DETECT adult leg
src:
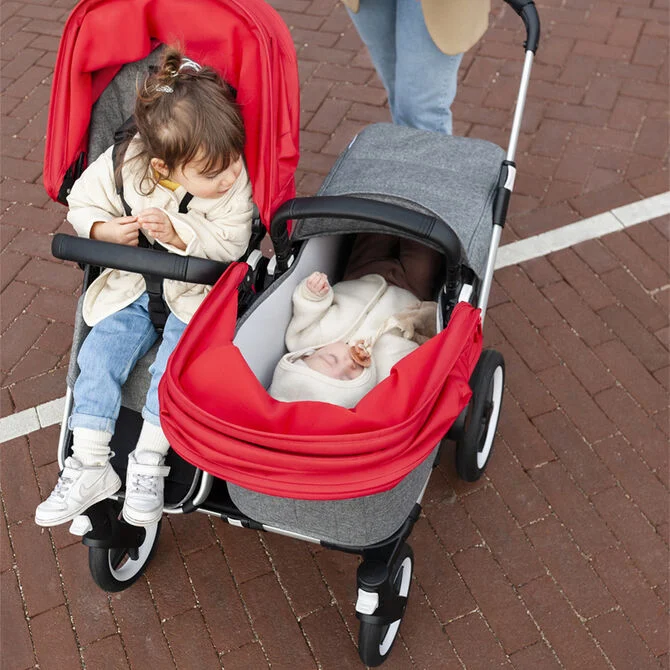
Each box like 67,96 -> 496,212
397,239 -> 444,301
123,312 -> 187,526
344,232 -> 440,297
345,0 -> 398,111
393,0 -> 463,134
36,295 -> 159,526
343,233 -> 398,280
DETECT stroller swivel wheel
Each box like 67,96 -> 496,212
88,503 -> 162,592
456,349 -> 505,482
358,544 -> 413,667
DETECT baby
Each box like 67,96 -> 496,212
269,270 -> 437,407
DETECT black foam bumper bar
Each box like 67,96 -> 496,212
270,195 -> 463,272
51,234 -> 229,285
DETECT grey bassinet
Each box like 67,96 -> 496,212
227,123 -> 504,546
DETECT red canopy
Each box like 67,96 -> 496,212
43,0 -> 300,227
159,263 -> 483,500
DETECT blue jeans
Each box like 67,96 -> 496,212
69,293 -> 188,433
347,0 -> 463,134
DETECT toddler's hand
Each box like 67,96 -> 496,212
90,216 -> 140,246
138,208 -> 183,247
306,271 -> 330,297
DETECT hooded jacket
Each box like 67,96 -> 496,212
286,274 -> 432,382
67,138 -> 254,326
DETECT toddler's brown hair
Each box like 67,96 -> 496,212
119,46 -> 245,193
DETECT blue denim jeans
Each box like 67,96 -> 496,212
347,0 -> 463,134
69,293 -> 188,433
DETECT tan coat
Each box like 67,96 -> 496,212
342,0 -> 491,55
67,139 -> 253,326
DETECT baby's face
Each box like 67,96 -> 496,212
302,342 -> 365,380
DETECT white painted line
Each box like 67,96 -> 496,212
36,396 -> 66,428
496,191 -> 670,270
611,191 -> 670,228
0,396 -> 65,444
0,407 -> 42,443
495,211 -> 622,269
1,191 -> 668,446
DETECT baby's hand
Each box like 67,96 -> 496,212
306,271 -> 330,297
137,208 -> 183,247
90,216 -> 140,246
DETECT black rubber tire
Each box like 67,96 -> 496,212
89,519 -> 161,593
358,544 -> 413,667
456,349 -> 505,482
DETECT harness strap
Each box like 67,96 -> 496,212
112,119 -> 193,332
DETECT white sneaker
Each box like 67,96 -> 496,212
35,457 -> 121,527
122,450 -> 170,526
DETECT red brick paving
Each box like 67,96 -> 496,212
1,0 -> 669,668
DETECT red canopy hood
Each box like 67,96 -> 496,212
159,264 -> 483,500
43,0 -> 300,227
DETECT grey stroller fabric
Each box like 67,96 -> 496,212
88,46 -> 166,163
295,123 -> 505,278
226,125 -> 507,546
228,448 -> 437,546
228,235 -> 441,546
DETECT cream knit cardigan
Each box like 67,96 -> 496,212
286,274 -> 422,381
67,138 -> 254,326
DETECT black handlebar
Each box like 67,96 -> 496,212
51,234 -> 230,285
504,0 -> 540,53
270,195 -> 463,272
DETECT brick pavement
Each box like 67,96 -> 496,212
1,0 -> 668,668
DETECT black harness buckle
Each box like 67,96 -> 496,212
112,118 -> 193,332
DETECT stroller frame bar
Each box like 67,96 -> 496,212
477,47 -> 537,322
479,0 -> 541,319
506,50 -> 535,165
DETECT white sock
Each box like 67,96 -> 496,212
134,421 -> 170,457
72,427 -> 112,466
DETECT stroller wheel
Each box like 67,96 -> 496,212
88,513 -> 162,593
358,544 -> 413,667
456,349 -> 505,482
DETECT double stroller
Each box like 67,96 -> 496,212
44,0 -> 540,665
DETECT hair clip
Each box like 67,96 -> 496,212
178,57 -> 202,73
155,84 -> 174,93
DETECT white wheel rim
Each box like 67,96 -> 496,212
477,366 -> 504,469
378,556 -> 412,656
108,522 -> 159,582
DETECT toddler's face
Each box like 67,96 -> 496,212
302,342 -> 365,380
169,154 -> 243,199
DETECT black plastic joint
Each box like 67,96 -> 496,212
57,152 -> 86,205
356,596 -> 408,626
81,500 -> 146,550
493,160 -> 516,228
357,561 -> 389,590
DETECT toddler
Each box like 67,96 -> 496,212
35,47 -> 253,528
